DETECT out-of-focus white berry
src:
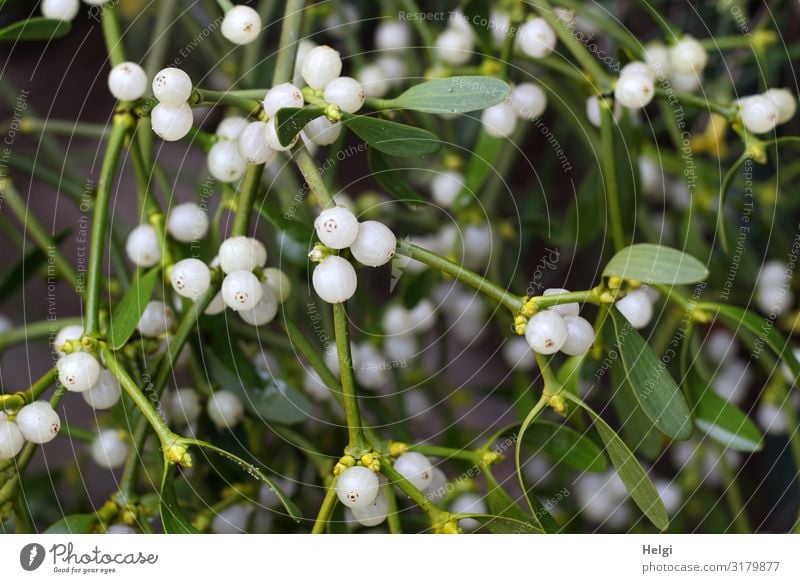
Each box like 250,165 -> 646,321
644,42 -> 671,80
739,95 -> 779,134
207,391 -> 245,428
451,493 -> 486,532
620,61 -> 656,82
543,288 -> 579,318
756,403 -> 788,435
376,56 -> 407,86
384,335 -> 417,361
705,329 -> 736,364
208,140 -> 247,183
375,20 -> 411,52
615,290 -> 653,329
0,419 -> 25,459
136,300 -> 174,337
431,170 -> 464,208
394,452 -> 434,490
357,64 -> 390,98
510,83 -> 547,120
42,0 -> 80,21
82,369 -> 122,410
711,359 -> 752,405
502,336 -> 537,371
167,202 -> 209,243
164,388 -> 202,426
517,18 -> 556,59
302,45 -> 342,90
435,28 -> 474,66
238,121 -> 277,165
615,73 -> 655,109
560,316 -> 594,356
91,429 -> 129,469
669,35 -> 708,75
481,102 -> 517,138
324,77 -> 365,114
764,88 -> 797,124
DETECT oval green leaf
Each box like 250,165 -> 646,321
686,367 -> 763,452
483,468 -> 542,534
383,76 -> 510,114
108,267 -> 160,350
160,466 -> 200,533
45,513 -> 97,534
275,106 -> 325,147
603,243 -> 708,284
367,148 -> 426,205
610,308 -> 693,440
0,18 -> 71,41
524,421 -> 607,472
342,115 -> 440,158
561,392 -> 669,531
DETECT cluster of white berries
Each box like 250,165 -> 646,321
311,206 -> 396,304
644,36 -> 709,92
125,202 -> 209,269
0,401 -> 61,460
755,259 -> 794,316
482,82 -> 548,139
524,288 -> 595,356
705,329 -> 752,405
381,300 -> 435,362
737,88 -> 797,134
151,67 -> 195,142
336,451 -> 435,528
357,21 -> 411,98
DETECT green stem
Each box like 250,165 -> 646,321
385,487 -> 402,533
272,0 -> 305,85
20,118 -> 109,139
0,318 -> 81,353
191,89 -> 261,116
715,445 -> 751,533
381,459 -> 448,525
634,0 -> 680,40
396,241 -> 523,312
394,0 -> 436,61
4,154 -> 88,204
311,480 -> 339,534
281,318 -> 345,407
655,88 -> 736,118
599,98 -> 624,251
0,367 -> 58,412
144,0 -> 178,79
295,147 -> 335,208
216,0 -> 234,11
333,303 -> 369,455
530,289 -> 601,309
101,6 -> 127,67
59,423 -> 96,443
408,445 -> 475,463
231,164 -> 264,236
84,113 -> 135,335
1,182 -> 80,289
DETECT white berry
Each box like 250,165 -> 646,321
560,316 -> 594,356
312,256 -> 357,304
383,305 -> 413,336
15,401 -> 60,444
375,20 -> 411,52
107,62 -> 147,101
208,140 -> 247,183
207,391 -> 245,428
211,503 -> 252,534
222,271 -> 263,311
263,83 -> 304,118
644,42 -> 671,80
384,335 -> 417,361
435,28 -> 474,66
151,103 -> 193,141
669,35 -> 708,74
615,290 -> 653,329
349,221 -> 396,267
756,403 -> 788,435
543,288 -> 579,318
377,55 -> 407,86
525,310 -> 568,354
238,121 -> 277,165
136,300 -> 174,337
238,286 -> 278,326
170,258 -> 211,300
336,466 -> 380,509
164,388 -> 202,426
167,202 -> 209,243
264,116 -> 296,151
91,429 -> 129,469
615,73 -> 655,109
58,351 -> 101,392
451,493 -> 487,532
204,291 -> 226,315
302,45 -> 343,90
620,61 -> 656,82
221,5 -> 262,45
517,18 -> 556,58
502,336 -> 536,371
219,236 -> 268,273
740,95 -> 779,134
352,487 -> 389,527
314,206 -> 359,249
152,67 -> 193,106
510,83 -> 547,120
431,171 -> 464,207
82,368 -> 122,410
125,224 -> 161,267
0,419 -> 24,460
53,324 -> 83,356
481,103 -> 517,138
324,77 -> 365,114
263,267 -> 291,303
394,452 -> 434,490
357,64 -> 390,98
42,0 -> 80,21
303,116 -> 341,146
764,88 -> 797,124
215,116 -> 248,141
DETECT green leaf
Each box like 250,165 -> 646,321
464,514 -> 544,534
343,115 -> 441,157
383,76 -> 510,114
0,18 -> 72,41
275,106 -> 325,147
0,230 -> 69,301
108,267 -> 160,350
160,466 -> 200,533
256,200 -> 314,243
610,308 -> 693,440
184,438 -> 302,521
456,131 -> 503,208
603,243 -> 708,284
686,366 -> 763,452
483,469 -> 540,533
462,0 -> 493,51
561,392 -> 669,531
367,148 -> 426,205
700,303 -> 800,380
45,513 -> 97,534
237,378 -> 312,425
524,421 -> 607,472
610,360 -> 664,459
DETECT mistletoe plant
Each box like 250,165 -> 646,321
1,0 -> 799,535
